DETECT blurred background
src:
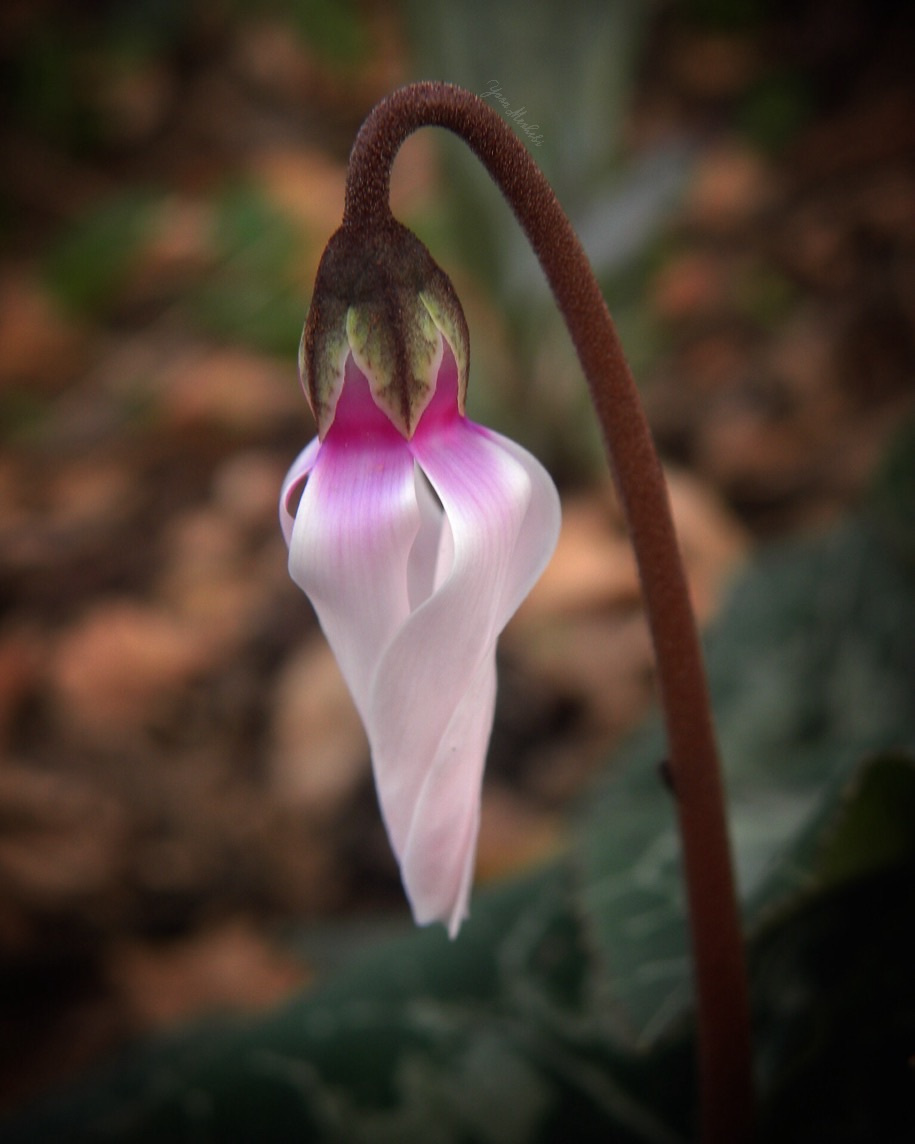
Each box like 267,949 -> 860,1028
0,0 -> 913,1116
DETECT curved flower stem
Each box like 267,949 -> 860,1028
343,83 -> 754,1143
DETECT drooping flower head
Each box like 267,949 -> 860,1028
280,217 -> 560,937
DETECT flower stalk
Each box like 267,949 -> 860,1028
341,83 -> 754,1143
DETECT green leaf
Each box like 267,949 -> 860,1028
576,516 -> 915,1043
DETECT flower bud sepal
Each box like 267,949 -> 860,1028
300,216 -> 470,440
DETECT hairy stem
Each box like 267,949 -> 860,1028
344,82 -> 754,1143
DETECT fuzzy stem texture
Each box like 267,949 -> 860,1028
343,82 -> 754,1144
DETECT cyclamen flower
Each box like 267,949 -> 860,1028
279,219 -> 560,937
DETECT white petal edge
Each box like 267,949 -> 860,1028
470,425 -> 562,622
406,470 -> 447,612
279,436 -> 321,547
400,653 -> 496,938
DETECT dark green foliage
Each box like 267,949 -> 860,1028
739,72 -> 813,153
42,192 -> 159,317
753,759 -> 915,1144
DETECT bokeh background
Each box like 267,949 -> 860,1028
1,0 -> 913,1118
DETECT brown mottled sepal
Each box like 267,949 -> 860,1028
300,216 -> 469,438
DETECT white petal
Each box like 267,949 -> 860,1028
368,417 -> 560,932
279,437 -> 321,547
287,431 -> 418,725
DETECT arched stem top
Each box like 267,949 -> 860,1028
345,84 -> 528,227
341,82 -> 754,1144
